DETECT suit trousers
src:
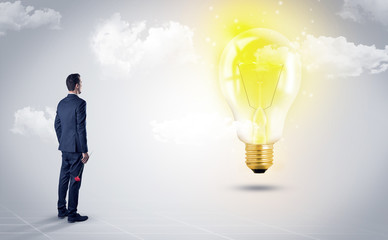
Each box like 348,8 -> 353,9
57,151 -> 84,216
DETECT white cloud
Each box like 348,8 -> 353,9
338,0 -> 388,25
150,113 -> 235,145
91,13 -> 197,78
0,1 -> 61,36
11,106 -> 56,141
300,35 -> 388,77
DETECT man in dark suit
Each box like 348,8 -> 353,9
54,73 -> 89,223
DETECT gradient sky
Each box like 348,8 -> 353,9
1,0 -> 388,230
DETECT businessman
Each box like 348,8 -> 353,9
54,73 -> 89,223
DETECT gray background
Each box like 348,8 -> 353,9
1,0 -> 388,239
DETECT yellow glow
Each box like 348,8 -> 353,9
202,1 -> 319,56
219,28 -> 301,144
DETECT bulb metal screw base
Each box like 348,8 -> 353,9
245,144 -> 274,174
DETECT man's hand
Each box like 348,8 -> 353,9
81,152 -> 89,164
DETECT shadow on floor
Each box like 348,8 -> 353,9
232,184 -> 284,191
7,216 -> 73,240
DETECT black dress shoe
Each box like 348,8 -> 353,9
68,213 -> 88,223
58,211 -> 68,219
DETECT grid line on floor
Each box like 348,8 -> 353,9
210,212 -> 320,240
159,213 -> 237,240
1,203 -> 387,240
96,217 -> 145,240
0,204 -> 52,239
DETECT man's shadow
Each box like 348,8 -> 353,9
7,216 -> 73,240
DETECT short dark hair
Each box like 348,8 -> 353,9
66,73 -> 81,91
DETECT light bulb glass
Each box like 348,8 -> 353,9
219,28 -> 301,173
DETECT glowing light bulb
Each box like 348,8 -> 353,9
219,28 -> 301,173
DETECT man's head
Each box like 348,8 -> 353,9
66,73 -> 82,94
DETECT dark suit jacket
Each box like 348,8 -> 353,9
54,94 -> 88,153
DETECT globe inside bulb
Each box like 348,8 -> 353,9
219,28 -> 301,145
